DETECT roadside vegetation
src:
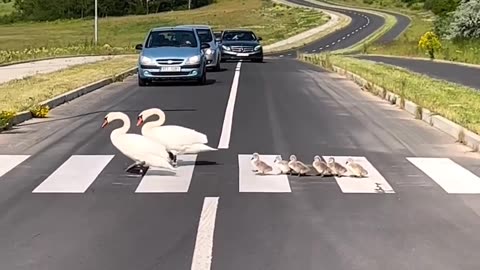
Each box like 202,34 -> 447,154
0,55 -> 137,129
300,53 -> 480,135
322,0 -> 480,65
0,0 -> 328,65
0,1 -> 14,16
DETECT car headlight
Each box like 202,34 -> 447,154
140,56 -> 155,65
254,45 -> 262,51
222,45 -> 231,51
205,48 -> 214,55
186,55 -> 200,64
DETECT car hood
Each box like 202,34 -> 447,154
141,47 -> 200,59
220,41 -> 260,47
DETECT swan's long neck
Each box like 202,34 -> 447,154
142,109 -> 166,134
111,113 -> 130,138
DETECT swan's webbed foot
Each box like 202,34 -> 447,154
125,161 -> 146,174
168,152 -> 178,168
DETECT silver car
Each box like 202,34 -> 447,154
177,25 -> 221,71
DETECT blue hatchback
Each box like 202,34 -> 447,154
135,26 -> 211,86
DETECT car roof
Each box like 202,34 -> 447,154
150,26 -> 196,32
222,29 -> 254,32
176,24 -> 211,30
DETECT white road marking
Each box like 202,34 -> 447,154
287,53 -> 292,56
279,55 -> 284,57
407,158 -> 480,194
332,42 -> 336,45
322,156 -> 395,193
351,31 -> 355,34
342,37 -> 346,39
319,47 -> 323,50
32,155 -> 114,193
337,39 -> 341,42
238,154 -> 291,193
136,154 -> 197,193
217,61 -> 242,149
326,44 -> 330,47
356,29 -> 359,32
191,197 -> 219,270
347,34 -> 350,37
0,155 -> 30,178
312,49 -> 316,52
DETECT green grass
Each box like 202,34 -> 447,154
320,0 -> 480,65
0,1 -> 14,16
299,53 -> 480,135
0,55 -> 137,115
0,0 -> 328,64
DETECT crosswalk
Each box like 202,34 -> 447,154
0,154 -> 479,195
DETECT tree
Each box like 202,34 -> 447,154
446,0 -> 480,40
418,31 -> 442,59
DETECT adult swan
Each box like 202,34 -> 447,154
102,112 -> 175,173
136,108 -> 217,166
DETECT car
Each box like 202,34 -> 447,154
218,29 -> 263,62
135,26 -> 210,86
176,25 -> 222,71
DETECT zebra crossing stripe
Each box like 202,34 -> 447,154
407,157 -> 480,194
135,154 -> 197,193
0,155 -> 30,178
322,156 -> 395,193
238,154 -> 291,193
32,155 -> 114,193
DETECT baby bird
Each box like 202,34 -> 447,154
345,158 -> 368,178
251,153 -> 273,175
288,155 -> 310,176
312,155 -> 332,177
327,157 -> 347,177
273,155 -> 291,174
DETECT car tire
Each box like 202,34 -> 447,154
197,69 -> 207,85
138,76 -> 149,86
253,57 -> 263,63
214,58 -> 221,71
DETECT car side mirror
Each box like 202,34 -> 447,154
135,44 -> 143,50
258,37 -> 262,41
201,43 -> 210,49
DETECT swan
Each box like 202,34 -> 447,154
136,108 -> 217,167
101,112 -> 175,173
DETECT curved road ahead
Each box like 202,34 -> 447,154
1,2 -> 480,270
279,0 -> 480,89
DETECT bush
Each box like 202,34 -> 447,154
418,31 -> 442,59
446,0 -> 480,40
0,110 -> 16,130
29,104 -> 49,118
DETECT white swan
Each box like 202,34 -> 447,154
136,108 -> 217,167
101,111 -> 175,173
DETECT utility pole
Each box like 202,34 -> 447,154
188,0 -> 191,10
146,0 -> 149,14
94,0 -> 98,45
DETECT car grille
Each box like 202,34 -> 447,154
150,71 -> 191,76
231,46 -> 254,53
156,59 -> 184,65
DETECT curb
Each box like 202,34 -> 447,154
9,67 -> 138,127
328,64 -> 480,152
355,54 -> 480,70
263,0 -> 351,54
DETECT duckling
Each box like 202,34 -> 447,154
312,155 -> 332,177
250,153 -> 273,175
345,158 -> 368,178
327,157 -> 347,177
288,155 -> 311,176
273,155 -> 291,174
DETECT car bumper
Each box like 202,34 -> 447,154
138,64 -> 204,80
221,50 -> 263,60
204,52 -> 218,67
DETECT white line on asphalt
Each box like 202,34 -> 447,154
32,155 -> 114,193
0,155 -> 30,178
217,61 -> 242,149
135,154 -> 197,193
279,55 -> 284,57
351,31 -> 355,34
347,34 -> 350,37
287,53 -> 292,56
319,47 -> 323,50
356,29 -> 359,32
238,154 -> 291,193
322,156 -> 395,193
312,49 -> 316,52
407,158 -> 480,194
337,39 -> 341,42
326,44 -> 330,47
342,37 -> 346,39
191,197 -> 219,270
332,42 -> 336,45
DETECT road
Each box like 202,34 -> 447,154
2,58 -> 480,269
280,0 -> 480,89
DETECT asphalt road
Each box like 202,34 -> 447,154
2,58 -> 480,269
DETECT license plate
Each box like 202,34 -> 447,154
160,66 -> 181,72
237,53 -> 249,56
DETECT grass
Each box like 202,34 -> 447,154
299,53 -> 480,134
0,1 -> 14,16
0,55 -> 137,114
319,0 -> 480,65
0,0 -> 328,64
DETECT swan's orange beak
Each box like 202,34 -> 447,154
136,115 -> 144,127
101,118 -> 109,128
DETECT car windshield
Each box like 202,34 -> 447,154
196,29 -> 213,43
145,30 -> 198,48
222,31 -> 257,41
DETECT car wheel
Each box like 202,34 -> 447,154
214,58 -> 221,71
138,76 -> 149,86
197,69 -> 207,85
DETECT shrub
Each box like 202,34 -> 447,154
418,31 -> 442,59
0,110 -> 16,130
29,104 -> 50,118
